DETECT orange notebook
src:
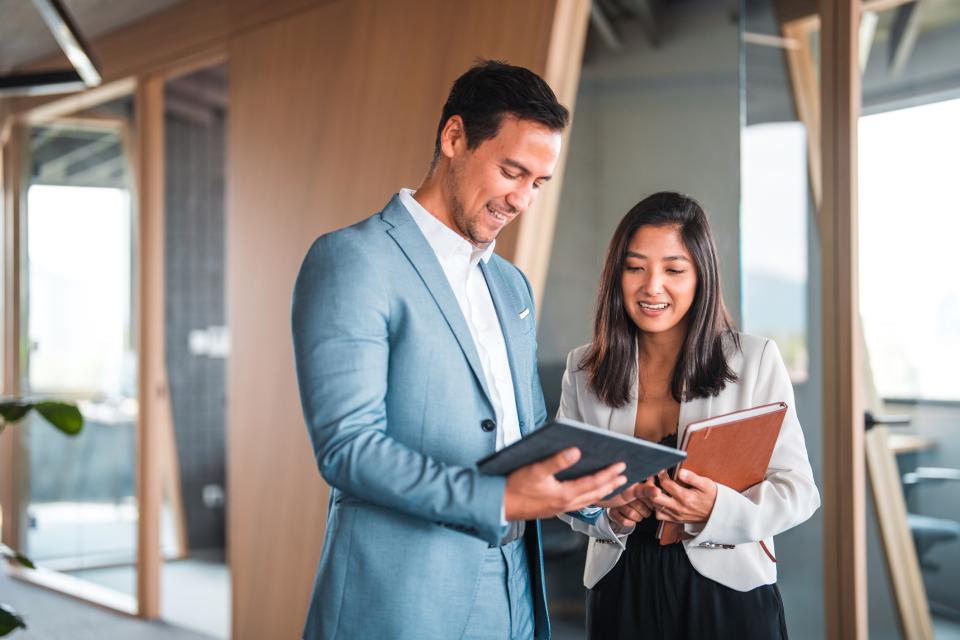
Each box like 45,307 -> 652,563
657,402 -> 787,546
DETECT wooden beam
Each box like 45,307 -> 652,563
134,76 -> 165,620
775,0 -> 819,24
508,0 -> 591,311
862,0 -> 916,13
0,123 -> 25,550
820,0 -> 867,638
776,0 -> 915,23
859,10 -> 880,71
888,1 -> 924,77
780,17 -> 823,209
17,78 -> 136,126
865,426 -> 934,640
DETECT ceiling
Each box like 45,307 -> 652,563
0,0 -> 184,74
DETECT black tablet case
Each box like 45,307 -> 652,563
477,418 -> 686,490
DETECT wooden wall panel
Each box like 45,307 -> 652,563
820,0 -> 867,638
226,1 -> 579,637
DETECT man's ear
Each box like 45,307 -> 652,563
439,115 -> 466,160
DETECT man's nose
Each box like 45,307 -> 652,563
505,183 -> 534,213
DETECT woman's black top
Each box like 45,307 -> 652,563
585,433 -> 789,639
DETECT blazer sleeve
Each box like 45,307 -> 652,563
292,234 -> 507,546
554,347 -> 633,547
687,339 -> 821,546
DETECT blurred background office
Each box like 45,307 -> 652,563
0,0 -> 958,638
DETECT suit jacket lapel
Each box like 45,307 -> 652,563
607,349 -> 639,436
607,342 -> 715,443
381,196 -> 493,408
480,259 -> 531,435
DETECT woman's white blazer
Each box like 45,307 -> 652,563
556,333 -> 820,592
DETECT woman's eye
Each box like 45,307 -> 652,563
501,169 -> 518,180
625,266 -> 643,273
667,269 -> 686,275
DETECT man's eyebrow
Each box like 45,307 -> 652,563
625,251 -> 690,262
502,158 -> 552,182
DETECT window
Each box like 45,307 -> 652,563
859,97 -> 960,401
741,122 -> 810,382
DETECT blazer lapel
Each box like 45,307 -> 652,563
480,259 -> 531,435
606,346 -> 639,436
381,196 -> 493,409
678,393 -> 713,445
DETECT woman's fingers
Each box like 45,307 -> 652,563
609,508 -> 637,528
655,507 -> 683,522
678,468 -> 712,491
595,482 -> 641,508
619,503 -> 647,521
659,473 -> 693,504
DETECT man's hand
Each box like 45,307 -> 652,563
644,469 -> 717,524
503,448 -> 627,521
607,476 -> 657,527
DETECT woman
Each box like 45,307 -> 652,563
557,192 -> 820,639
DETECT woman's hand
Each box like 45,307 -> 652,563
607,477 -> 657,528
644,469 -> 718,524
594,482 -> 642,509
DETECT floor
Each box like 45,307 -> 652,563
5,550 -> 960,639
71,554 -> 230,639
0,566 -> 213,640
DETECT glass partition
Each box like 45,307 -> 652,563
741,1 -> 824,636
856,2 -> 960,634
18,96 -> 140,600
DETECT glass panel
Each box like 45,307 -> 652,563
859,99 -> 960,402
19,96 -> 139,598
857,2 -> 960,634
741,122 -> 809,382
161,63 -> 231,639
741,1 -> 824,637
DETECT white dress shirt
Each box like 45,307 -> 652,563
399,188 -> 522,453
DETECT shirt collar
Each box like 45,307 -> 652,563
398,188 -> 496,266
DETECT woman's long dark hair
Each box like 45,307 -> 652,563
580,192 -> 739,407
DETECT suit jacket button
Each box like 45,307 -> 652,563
481,419 -> 496,432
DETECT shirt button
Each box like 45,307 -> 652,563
481,419 -> 496,432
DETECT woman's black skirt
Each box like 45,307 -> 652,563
586,520 -> 788,640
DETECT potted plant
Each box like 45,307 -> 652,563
0,399 -> 83,636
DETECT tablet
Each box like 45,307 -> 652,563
476,418 -> 686,491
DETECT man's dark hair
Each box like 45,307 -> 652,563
580,192 -> 740,407
432,59 -> 569,163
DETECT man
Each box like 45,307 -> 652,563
292,60 -> 627,640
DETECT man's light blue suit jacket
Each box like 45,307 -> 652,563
292,195 -> 551,639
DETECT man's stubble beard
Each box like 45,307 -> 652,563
447,163 -> 495,246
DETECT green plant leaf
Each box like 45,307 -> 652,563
33,401 -> 83,436
0,401 -> 31,424
0,603 -> 26,636
0,544 -> 34,570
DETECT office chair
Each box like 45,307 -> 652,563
901,466 -> 960,622
867,411 -> 960,622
